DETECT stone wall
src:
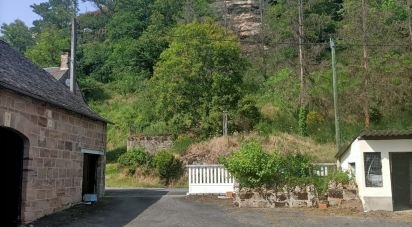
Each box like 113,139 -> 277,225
127,135 -> 173,154
327,180 -> 360,209
0,89 -> 106,224
233,180 -> 362,209
234,184 -> 317,208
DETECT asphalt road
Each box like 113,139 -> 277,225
31,188 -> 412,227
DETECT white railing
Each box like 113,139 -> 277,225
313,163 -> 336,177
187,164 -> 235,195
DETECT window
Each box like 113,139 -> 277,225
349,162 -> 356,176
364,152 -> 383,187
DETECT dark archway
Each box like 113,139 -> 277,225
0,127 -> 26,226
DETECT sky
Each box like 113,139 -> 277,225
0,0 -> 97,27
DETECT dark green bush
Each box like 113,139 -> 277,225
118,148 -> 153,169
153,151 -> 184,185
106,146 -> 126,163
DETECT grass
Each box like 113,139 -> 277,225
182,132 -> 336,164
105,163 -> 188,188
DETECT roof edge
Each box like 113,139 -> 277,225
0,83 -> 110,124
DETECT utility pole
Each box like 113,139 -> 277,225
298,0 -> 305,107
330,37 -> 340,154
407,0 -> 412,44
223,111 -> 228,137
69,0 -> 78,93
361,0 -> 370,129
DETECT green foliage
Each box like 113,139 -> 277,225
221,142 -> 276,187
152,21 -> 246,136
106,146 -> 126,163
153,151 -> 184,184
25,27 -> 69,67
1,20 -> 34,53
298,107 -> 308,136
222,142 -> 313,188
107,0 -> 153,40
78,77 -> 108,102
30,0 -> 74,31
312,170 -> 352,197
118,148 -> 153,174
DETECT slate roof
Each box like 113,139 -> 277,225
335,129 -> 412,158
0,40 -> 108,123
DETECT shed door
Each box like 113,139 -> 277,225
410,160 -> 412,205
391,153 -> 412,211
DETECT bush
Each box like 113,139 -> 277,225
106,146 -> 127,163
221,142 -> 278,187
118,148 -> 153,173
222,142 -> 313,188
153,151 -> 184,185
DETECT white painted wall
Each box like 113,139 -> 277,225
340,139 -> 412,211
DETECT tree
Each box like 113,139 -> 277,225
151,21 -> 246,136
107,0 -> 153,40
31,0 -> 75,32
25,27 -> 70,67
0,20 -> 34,53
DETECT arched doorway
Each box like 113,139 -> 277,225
0,127 -> 26,226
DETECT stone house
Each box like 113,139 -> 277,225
337,130 -> 412,211
0,40 -> 108,225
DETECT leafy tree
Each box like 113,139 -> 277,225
151,21 -> 246,136
31,0 -> 75,32
25,27 -> 69,67
0,20 -> 34,53
107,0 -> 153,40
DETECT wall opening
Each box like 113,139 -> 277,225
0,127 -> 26,226
82,154 -> 99,196
390,152 -> 412,211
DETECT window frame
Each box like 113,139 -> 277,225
363,152 -> 383,188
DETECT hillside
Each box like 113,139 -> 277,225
182,133 -> 336,164
2,0 -> 411,152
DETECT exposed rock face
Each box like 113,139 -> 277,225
214,0 -> 261,40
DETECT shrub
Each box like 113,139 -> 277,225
153,151 -> 184,185
222,142 -> 314,188
221,142 -> 278,187
118,148 -> 153,171
106,146 -> 126,163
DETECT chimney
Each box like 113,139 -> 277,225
60,51 -> 70,70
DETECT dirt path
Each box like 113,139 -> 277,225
31,189 -> 412,227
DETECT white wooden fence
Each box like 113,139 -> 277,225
313,163 -> 336,177
187,164 -> 235,195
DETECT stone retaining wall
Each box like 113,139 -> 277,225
233,180 -> 362,209
127,135 -> 173,153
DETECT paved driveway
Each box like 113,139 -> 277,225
32,188 -> 412,227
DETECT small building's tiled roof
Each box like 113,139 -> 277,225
335,129 -> 412,159
358,130 -> 412,138
0,40 -> 108,123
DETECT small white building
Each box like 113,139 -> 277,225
337,130 -> 412,211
